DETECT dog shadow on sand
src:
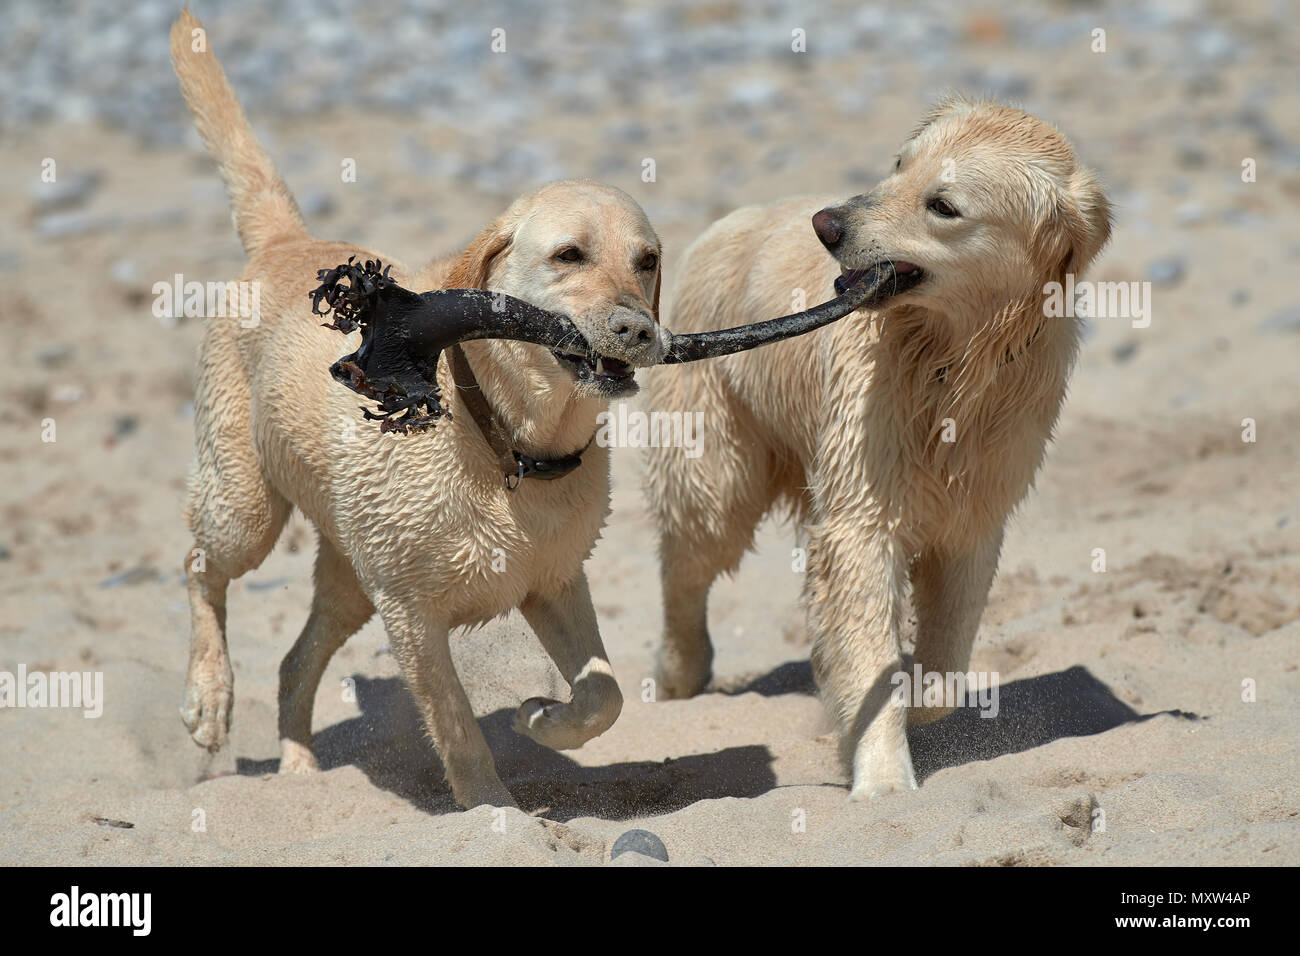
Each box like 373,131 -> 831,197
235,675 -> 778,821
731,661 -> 1202,781
236,665 -> 1200,821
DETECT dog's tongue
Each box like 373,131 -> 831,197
834,261 -> 920,295
834,268 -> 871,295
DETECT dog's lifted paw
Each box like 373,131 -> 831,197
179,673 -> 233,753
512,666 -> 623,752
512,696 -> 597,751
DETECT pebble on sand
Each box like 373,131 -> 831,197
1145,256 -> 1186,287
611,828 -> 669,863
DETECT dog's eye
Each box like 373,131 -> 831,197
554,247 -> 584,263
639,252 -> 659,272
894,157 -> 902,172
927,197 -> 960,218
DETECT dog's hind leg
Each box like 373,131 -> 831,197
181,553 -> 235,753
515,572 -> 622,750
181,495 -> 288,753
379,598 -> 515,809
646,393 -> 777,699
181,326 -> 290,753
278,535 -> 375,773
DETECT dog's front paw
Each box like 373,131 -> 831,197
847,730 -> 918,801
653,648 -> 711,700
512,668 -> 622,751
847,775 -> 918,801
445,764 -> 517,810
279,739 -> 320,774
513,697 -> 598,751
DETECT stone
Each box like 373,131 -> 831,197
611,828 -> 669,862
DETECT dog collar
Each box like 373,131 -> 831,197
447,344 -> 595,491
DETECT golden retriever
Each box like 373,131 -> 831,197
171,10 -> 668,808
644,98 -> 1112,799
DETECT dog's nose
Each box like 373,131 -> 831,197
608,309 -> 656,350
812,208 -> 844,250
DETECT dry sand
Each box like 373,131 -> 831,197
0,0 -> 1297,865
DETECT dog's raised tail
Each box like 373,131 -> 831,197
169,8 -> 306,255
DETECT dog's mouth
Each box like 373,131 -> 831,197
835,260 -> 926,300
552,350 -> 637,394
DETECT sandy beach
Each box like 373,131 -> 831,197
0,0 -> 1297,865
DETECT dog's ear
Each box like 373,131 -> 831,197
652,236 -> 663,325
445,218 -> 513,290
1062,166 -> 1112,276
1037,165 -> 1112,285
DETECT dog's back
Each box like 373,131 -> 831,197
645,195 -> 858,533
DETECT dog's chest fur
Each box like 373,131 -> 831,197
342,442 -> 609,626
835,313 -> 1077,555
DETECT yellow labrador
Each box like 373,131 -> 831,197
171,11 -> 667,808
644,98 -> 1111,799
